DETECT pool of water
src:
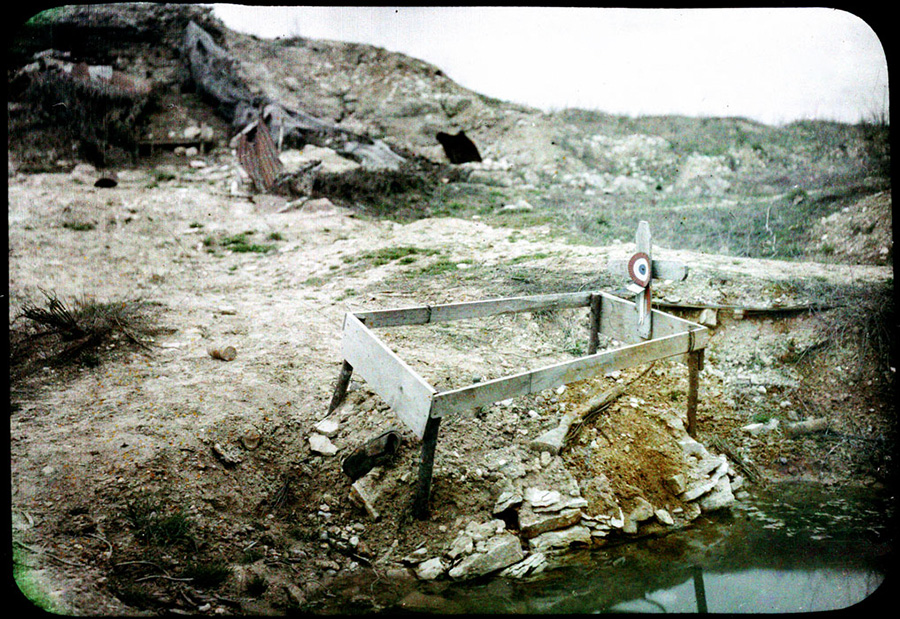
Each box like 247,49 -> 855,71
388,481 -> 893,614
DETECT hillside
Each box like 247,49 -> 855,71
8,4 -> 894,615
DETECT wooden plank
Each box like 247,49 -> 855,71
429,330 -> 703,418
607,259 -> 689,282
430,292 -> 593,323
351,306 -> 431,328
341,313 -> 435,439
353,292 -> 593,329
599,291 -> 707,346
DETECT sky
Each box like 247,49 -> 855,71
211,5 -> 889,126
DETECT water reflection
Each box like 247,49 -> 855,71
425,482 -> 892,614
609,566 -> 883,613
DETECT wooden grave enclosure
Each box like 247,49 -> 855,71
328,222 -> 708,519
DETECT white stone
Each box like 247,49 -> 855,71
415,557 -> 446,580
314,418 -> 339,437
529,525 -> 592,552
699,476 -> 735,512
447,532 -> 474,559
492,490 -> 523,514
309,433 -> 338,456
500,552 -> 548,578
628,497 -> 654,522
655,509 -> 675,526
698,308 -> 718,328
524,488 -> 561,508
741,418 -> 779,436
448,533 -> 524,580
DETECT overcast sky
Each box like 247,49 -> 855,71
211,5 -> 889,126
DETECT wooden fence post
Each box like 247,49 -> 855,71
686,349 -> 704,437
588,293 -> 602,355
412,416 -> 442,520
327,360 -> 354,414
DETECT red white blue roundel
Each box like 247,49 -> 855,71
628,252 -> 651,287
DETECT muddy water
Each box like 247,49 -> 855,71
383,482 -> 893,614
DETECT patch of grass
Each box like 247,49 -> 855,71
182,560 -> 230,589
125,499 -> 194,547
62,221 -> 96,231
266,231 -> 285,241
750,411 -> 774,424
352,246 -> 441,267
240,547 -> 265,565
507,252 -> 552,265
189,221 -> 204,229
413,258 -> 459,277
204,231 -> 278,254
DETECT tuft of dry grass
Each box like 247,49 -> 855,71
800,279 -> 894,377
9,290 -> 164,393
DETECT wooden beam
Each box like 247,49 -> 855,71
607,259 -> 689,282
353,292 -> 594,329
341,313 -> 435,439
599,291 -> 707,346
429,329 -> 705,419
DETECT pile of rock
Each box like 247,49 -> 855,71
306,408 -> 739,584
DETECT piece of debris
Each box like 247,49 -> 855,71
349,476 -> 382,521
436,130 -> 482,164
341,430 -> 402,481
208,345 -> 237,361
783,417 -> 829,437
184,21 -> 405,172
741,418 -> 779,436
240,428 -> 261,451
212,442 -> 242,467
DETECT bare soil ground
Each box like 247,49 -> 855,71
8,151 -> 894,614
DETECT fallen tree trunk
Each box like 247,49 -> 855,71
183,21 -> 404,171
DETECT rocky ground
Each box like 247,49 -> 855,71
8,4 -> 894,615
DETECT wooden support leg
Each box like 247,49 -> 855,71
327,360 -> 354,414
588,293 -> 602,355
686,349 -> 704,438
412,416 -> 442,520
692,566 -> 708,614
